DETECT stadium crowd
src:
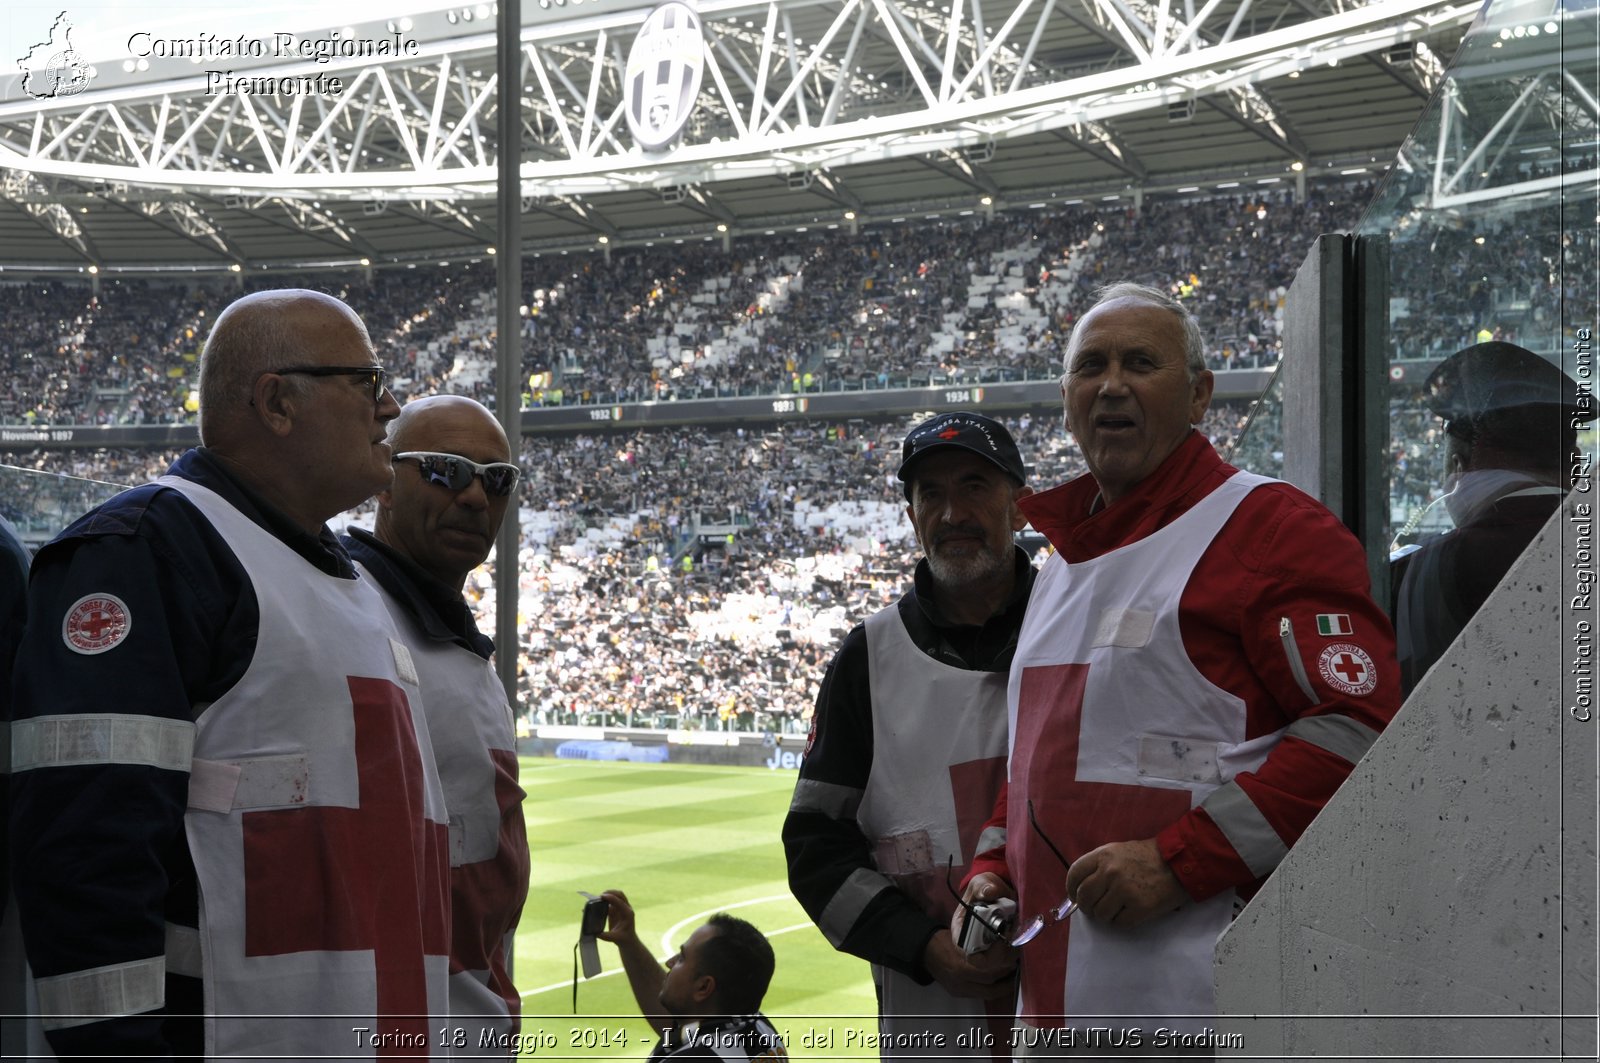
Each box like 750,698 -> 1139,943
2,177 -> 1579,430
1,180 -> 1576,731
0,181 -> 1386,426
1,401 -> 1260,733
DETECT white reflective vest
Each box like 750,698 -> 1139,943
361,565 -> 530,1055
858,604 -> 1012,1060
167,478 -> 453,1058
1006,472 -> 1281,1035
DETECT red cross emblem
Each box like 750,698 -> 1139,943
938,428 -> 962,439
1332,655 -> 1364,682
952,751 -> 1018,1056
242,677 -> 450,1053
62,593 -> 131,655
449,748 -> 531,1016
882,754 -> 1014,1059
882,756 -> 1007,927
1317,642 -> 1377,696
1009,663 -> 1192,1028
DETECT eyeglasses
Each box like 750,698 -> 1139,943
273,364 -> 391,404
1010,798 -> 1080,944
395,451 -> 521,497
943,799 -> 1080,949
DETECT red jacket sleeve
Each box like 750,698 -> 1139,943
1156,484 -> 1401,901
965,779 -> 1013,887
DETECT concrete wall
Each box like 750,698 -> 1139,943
1214,503 -> 1597,1060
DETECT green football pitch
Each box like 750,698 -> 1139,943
510,756 -> 889,1060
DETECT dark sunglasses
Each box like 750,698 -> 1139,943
395,451 -> 521,497
944,799 -> 1080,949
272,364 -> 391,403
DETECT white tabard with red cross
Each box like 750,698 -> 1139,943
362,566 -> 531,1056
858,604 -> 1012,1060
162,478 -> 453,1059
1005,471 -> 1283,1035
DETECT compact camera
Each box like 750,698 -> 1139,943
580,897 -> 609,937
957,897 -> 1016,956
575,894 -> 608,989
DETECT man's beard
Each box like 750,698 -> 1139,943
925,540 -> 1010,591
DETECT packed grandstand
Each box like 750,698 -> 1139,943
1,175 -> 1581,732
3,181 -> 1376,426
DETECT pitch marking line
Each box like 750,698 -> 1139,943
660,892 -> 799,955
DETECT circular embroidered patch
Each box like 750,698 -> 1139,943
62,593 -> 132,655
1317,642 -> 1377,697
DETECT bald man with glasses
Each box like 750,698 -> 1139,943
7,289 -> 454,1059
343,395 -> 531,1056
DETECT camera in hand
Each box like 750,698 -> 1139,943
957,897 -> 1016,955
580,897 -> 609,937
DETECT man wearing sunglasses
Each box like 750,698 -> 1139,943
9,289 -> 456,1058
964,284 -> 1399,1052
342,395 -> 530,1055
784,411 -> 1031,1059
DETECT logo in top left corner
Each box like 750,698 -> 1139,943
63,593 -> 132,655
16,12 -> 94,101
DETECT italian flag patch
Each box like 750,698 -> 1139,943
1316,614 -> 1352,636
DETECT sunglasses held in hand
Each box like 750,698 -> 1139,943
946,799 -> 1081,952
395,451 -> 521,496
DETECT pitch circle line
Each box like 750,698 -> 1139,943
660,892 -> 802,955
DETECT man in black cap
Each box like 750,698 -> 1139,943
1391,340 -> 1596,693
783,411 -> 1031,1059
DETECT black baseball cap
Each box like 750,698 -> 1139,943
897,411 -> 1026,500
1424,341 -> 1596,427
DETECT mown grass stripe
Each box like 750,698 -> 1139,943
511,757 -> 878,1059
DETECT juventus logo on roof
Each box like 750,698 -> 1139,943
624,1 -> 705,152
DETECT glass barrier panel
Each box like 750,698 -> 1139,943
0,462 -> 130,549
1223,362 -> 1285,479
1356,0 -> 1598,693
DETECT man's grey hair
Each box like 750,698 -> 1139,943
1067,282 -> 1208,383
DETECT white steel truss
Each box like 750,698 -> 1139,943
1419,66 -> 1599,208
0,0 -> 1477,203
1389,5 -> 1599,211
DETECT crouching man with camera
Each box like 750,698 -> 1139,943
595,890 -> 788,1063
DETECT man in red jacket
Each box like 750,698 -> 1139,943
963,282 -> 1399,1053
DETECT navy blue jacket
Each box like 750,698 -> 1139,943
343,527 -> 494,661
1,516 -> 30,924
8,448 -> 356,1060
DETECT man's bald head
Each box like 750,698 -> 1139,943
386,395 -> 510,457
194,288 -> 398,534
198,289 -> 375,445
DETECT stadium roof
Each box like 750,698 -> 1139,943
0,0 -> 1489,272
